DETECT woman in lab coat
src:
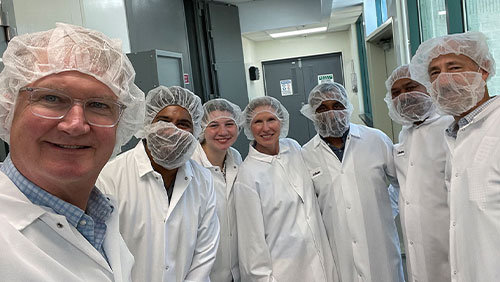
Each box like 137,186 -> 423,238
191,99 -> 244,282
234,96 -> 338,282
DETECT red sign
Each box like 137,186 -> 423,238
183,73 -> 190,85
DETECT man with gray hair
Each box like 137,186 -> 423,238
300,82 -> 404,282
0,23 -> 145,281
97,85 -> 219,282
410,31 -> 499,282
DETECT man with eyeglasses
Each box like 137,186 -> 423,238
0,23 -> 145,281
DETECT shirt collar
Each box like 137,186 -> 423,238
313,123 -> 359,148
247,139 -> 290,164
0,155 -> 113,228
446,96 -> 498,138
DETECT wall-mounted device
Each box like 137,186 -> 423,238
249,66 -> 260,81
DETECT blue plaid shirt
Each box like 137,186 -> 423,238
446,96 -> 498,138
0,155 -> 113,261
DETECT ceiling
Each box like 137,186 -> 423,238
216,0 -> 363,41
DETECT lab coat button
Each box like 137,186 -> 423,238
215,168 -> 219,172
410,241 -> 414,245
410,162 -> 414,166
453,270 -> 457,275
353,240 -> 357,244
452,221 -> 456,226
185,177 -> 188,180
347,206 -> 351,210
455,173 -> 459,177
56,223 -> 64,228
406,201 -> 410,205
165,266 -> 169,270
233,166 -> 237,169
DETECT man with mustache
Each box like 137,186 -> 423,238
410,31 -> 498,282
97,85 -> 219,282
385,64 -> 453,282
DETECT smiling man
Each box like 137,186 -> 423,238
410,31 -> 499,282
96,85 -> 219,282
0,23 -> 145,281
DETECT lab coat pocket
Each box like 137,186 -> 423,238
466,167 -> 500,209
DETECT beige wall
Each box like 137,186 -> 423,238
242,28 -> 363,124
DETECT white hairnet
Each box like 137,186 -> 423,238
200,98 -> 243,141
385,65 -> 427,92
410,31 -> 496,86
144,121 -> 197,170
300,82 -> 353,137
141,85 -> 203,138
384,65 -> 435,125
300,82 -> 353,120
242,96 -> 289,140
0,22 -> 145,156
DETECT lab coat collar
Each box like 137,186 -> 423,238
193,142 -> 213,168
166,160 -> 194,219
247,139 -> 291,164
133,141 -> 155,178
0,171 -> 124,273
313,123 -> 360,149
194,142 -> 238,170
412,112 -> 443,129
0,172 -> 46,231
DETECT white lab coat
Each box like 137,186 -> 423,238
234,138 -> 338,282
394,113 -> 453,282
301,123 -> 404,282
191,143 -> 242,282
445,96 -> 500,282
96,142 -> 220,282
0,171 -> 134,282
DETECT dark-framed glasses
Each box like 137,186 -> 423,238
19,87 -> 126,127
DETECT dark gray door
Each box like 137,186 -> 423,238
207,2 -> 249,157
263,53 -> 344,145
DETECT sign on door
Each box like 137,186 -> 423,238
280,79 -> 293,96
317,74 -> 334,85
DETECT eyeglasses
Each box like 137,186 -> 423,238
19,87 -> 126,127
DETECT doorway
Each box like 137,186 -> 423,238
262,52 -> 344,145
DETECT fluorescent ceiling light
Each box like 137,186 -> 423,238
438,10 -> 446,15
270,26 -> 327,38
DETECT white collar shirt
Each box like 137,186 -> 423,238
234,138 -> 338,282
394,114 -> 453,282
191,143 -> 242,282
444,96 -> 500,282
301,123 -> 405,282
96,142 -> 220,282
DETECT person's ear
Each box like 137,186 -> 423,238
480,60 -> 491,81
